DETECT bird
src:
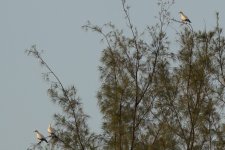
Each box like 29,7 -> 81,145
47,124 -> 55,136
47,124 -> 58,138
34,130 -> 48,144
179,11 -> 191,23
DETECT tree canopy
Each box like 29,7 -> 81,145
27,0 -> 225,150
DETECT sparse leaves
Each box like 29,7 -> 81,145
27,1 -> 225,150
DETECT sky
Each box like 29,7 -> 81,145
1,0 -> 225,149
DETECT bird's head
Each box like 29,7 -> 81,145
34,130 -> 38,133
179,11 -> 183,14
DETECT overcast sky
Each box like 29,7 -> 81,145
1,0 -> 225,149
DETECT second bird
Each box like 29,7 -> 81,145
179,11 -> 191,23
34,130 -> 48,144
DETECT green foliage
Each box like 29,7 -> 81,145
27,0 -> 225,150
26,46 -> 101,150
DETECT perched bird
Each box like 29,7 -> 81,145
47,124 -> 55,136
47,124 -> 58,138
179,11 -> 191,23
34,130 -> 48,144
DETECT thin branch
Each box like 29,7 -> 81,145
26,46 -> 85,150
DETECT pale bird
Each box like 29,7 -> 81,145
47,124 -> 55,136
34,130 -> 48,144
47,124 -> 58,138
179,11 -> 191,23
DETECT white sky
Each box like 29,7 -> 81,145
1,0 -> 225,149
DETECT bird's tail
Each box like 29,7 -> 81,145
185,19 -> 191,23
44,139 -> 48,143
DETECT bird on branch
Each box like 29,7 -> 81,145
179,11 -> 191,23
47,124 -> 58,138
34,130 -> 48,144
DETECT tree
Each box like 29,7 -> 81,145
27,0 -> 225,150
83,0 -> 174,149
26,46 -> 101,150
84,0 -> 225,150
154,19 -> 225,150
